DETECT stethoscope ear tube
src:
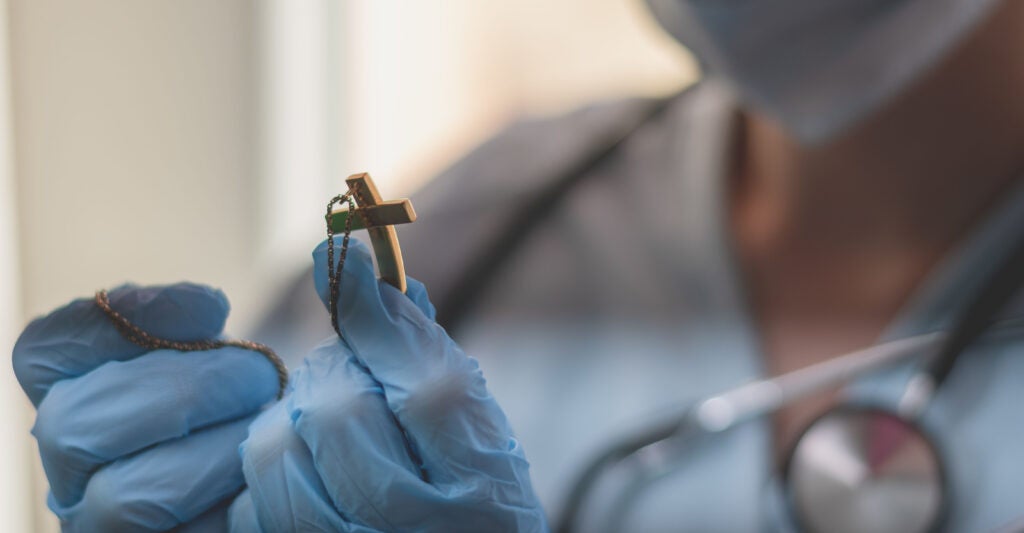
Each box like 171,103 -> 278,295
926,229 -> 1024,389
553,417 -> 685,533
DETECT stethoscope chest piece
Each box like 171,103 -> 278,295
784,406 -> 947,533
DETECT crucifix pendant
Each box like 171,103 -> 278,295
328,173 -> 417,293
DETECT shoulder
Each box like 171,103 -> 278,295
411,96 -> 672,213
401,83 -> 709,300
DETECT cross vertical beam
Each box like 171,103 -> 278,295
328,172 -> 417,293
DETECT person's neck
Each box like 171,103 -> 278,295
733,0 -> 1024,268
731,1 -> 1024,455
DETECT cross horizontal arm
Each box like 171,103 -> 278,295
329,200 -> 417,232
328,172 -> 417,293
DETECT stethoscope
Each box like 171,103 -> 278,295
553,221 -> 1024,533
433,89 -> 1024,532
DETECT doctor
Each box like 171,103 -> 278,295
13,0 -> 1024,530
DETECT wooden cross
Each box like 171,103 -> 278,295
328,172 -> 417,293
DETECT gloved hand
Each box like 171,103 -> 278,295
229,238 -> 548,532
12,284 -> 280,532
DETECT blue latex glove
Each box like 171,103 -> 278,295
229,238 -> 548,532
12,284 -> 280,532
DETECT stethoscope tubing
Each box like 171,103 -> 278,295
693,332 -> 947,433
553,330 -> 948,533
554,219 -> 1024,532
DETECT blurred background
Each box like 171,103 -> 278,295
0,0 -> 695,530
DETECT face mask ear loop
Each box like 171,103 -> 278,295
909,228 -> 1024,417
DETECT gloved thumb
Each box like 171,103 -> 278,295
310,237 -> 531,495
312,237 -> 436,334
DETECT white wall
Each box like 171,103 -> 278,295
7,1 -> 261,530
9,0 -> 263,324
340,0 -> 695,194
0,0 -> 33,529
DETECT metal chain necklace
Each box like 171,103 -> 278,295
94,289 -> 289,399
93,182 -> 362,400
324,183 -> 358,339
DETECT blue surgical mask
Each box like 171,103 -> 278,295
646,0 -> 1000,143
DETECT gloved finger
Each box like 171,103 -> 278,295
173,497 -> 232,533
238,400 -> 351,532
227,490 -> 259,533
312,238 -> 520,485
404,276 -> 437,321
288,340 -> 428,529
34,346 -> 278,508
227,490 -> 262,533
13,282 -> 230,406
55,416 -> 254,533
230,488 -> 376,533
